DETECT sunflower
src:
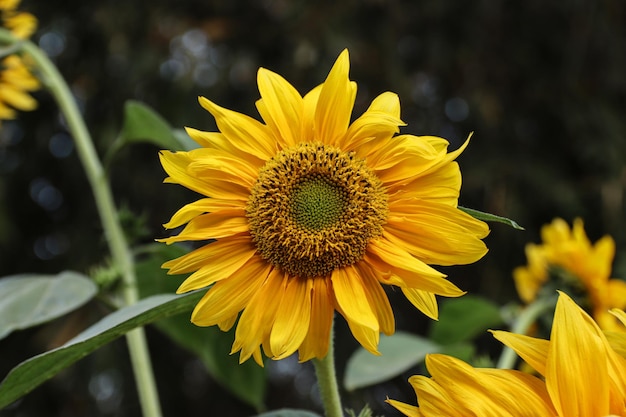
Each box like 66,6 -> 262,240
0,0 -> 39,124
386,291 -> 626,417
514,218 -> 626,331
159,49 -> 489,365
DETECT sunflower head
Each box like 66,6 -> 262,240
514,218 -> 626,332
387,292 -> 626,417
0,0 -> 39,125
160,49 -> 489,364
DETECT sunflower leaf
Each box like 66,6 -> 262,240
0,290 -> 203,410
428,295 -> 503,345
459,206 -> 524,230
343,331 -> 441,391
135,243 -> 267,411
0,271 -> 97,340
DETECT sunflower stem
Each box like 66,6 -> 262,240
17,38 -> 163,417
496,296 -> 557,369
312,322 -> 344,417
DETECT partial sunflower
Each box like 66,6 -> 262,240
386,291 -> 626,417
0,0 -> 39,124
514,218 -> 626,332
159,49 -> 489,365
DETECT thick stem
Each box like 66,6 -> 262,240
18,39 -> 163,417
496,296 -> 557,369
312,322 -> 344,417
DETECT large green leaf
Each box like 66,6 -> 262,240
343,331 -> 441,391
459,206 -> 524,230
428,295 -> 503,345
0,290 -> 203,410
0,271 -> 97,340
135,243 -> 267,411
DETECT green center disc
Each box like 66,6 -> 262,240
291,176 -> 347,230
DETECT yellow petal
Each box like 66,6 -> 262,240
0,84 -> 38,110
383,202 -> 489,266
191,256 -> 271,326
173,241 -> 257,294
270,277 -> 313,359
159,150 -> 249,201
331,265 -> 379,331
366,238 -> 465,297
356,261 -> 395,335
314,49 -> 356,146
163,198 -> 244,229
384,399 -> 422,417
423,354 -> 554,417
490,330 -> 549,376
183,128 -> 265,168
198,96 -> 276,160
407,374 -> 463,417
233,268 -> 286,363
298,278 -> 334,362
546,291 -> 610,417
341,92 -> 405,151
391,161 -> 461,206
159,209 -> 248,243
256,67 -> 303,149
401,288 -> 439,320
162,234 -> 254,274
300,84 -> 322,142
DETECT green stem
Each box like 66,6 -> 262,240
17,39 -> 163,417
312,322 -> 343,417
496,296 -> 557,369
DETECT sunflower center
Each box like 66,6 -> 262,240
291,176 -> 347,231
246,142 -> 388,278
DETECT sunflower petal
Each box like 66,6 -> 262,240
191,256 -> 271,326
331,265 -> 378,330
298,278 -> 335,362
233,268 -> 286,363
256,68 -> 303,149
199,96 -> 276,159
314,49 -> 356,145
546,292 -> 611,417
159,209 -> 248,243
163,198 -> 244,229
270,277 -> 313,359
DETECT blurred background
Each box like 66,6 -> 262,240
1,0 -> 626,415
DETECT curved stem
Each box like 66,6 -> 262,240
18,39 -> 162,417
496,296 -> 557,369
312,322 -> 343,417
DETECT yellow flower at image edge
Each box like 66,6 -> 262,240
514,218 -> 626,332
0,55 -> 39,121
387,292 -> 626,417
159,49 -> 489,365
0,0 -> 39,124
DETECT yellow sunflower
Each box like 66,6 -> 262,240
159,49 -> 489,365
387,291 -> 626,417
0,0 -> 39,124
514,218 -> 626,332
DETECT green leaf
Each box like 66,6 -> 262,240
429,295 -> 503,345
0,290 -> 203,410
458,206 -> 524,230
256,410 -> 322,417
135,243 -> 267,411
118,100 -> 180,150
0,271 -> 98,340
343,331 -> 441,391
